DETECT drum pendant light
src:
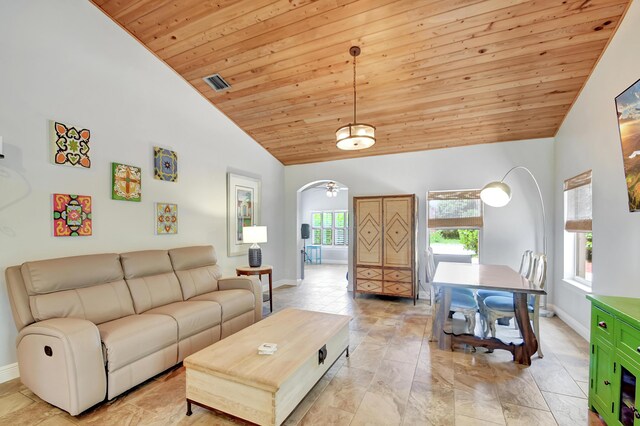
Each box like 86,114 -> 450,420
336,46 -> 375,151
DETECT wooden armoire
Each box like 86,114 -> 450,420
353,194 -> 418,304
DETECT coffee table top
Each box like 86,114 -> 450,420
184,308 -> 350,392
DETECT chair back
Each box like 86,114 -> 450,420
529,253 -> 547,290
518,250 -> 534,279
426,247 -> 436,283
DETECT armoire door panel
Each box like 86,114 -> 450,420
355,198 -> 382,266
383,197 -> 413,268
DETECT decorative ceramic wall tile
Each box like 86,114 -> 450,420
154,147 -> 177,182
53,194 -> 92,236
112,162 -> 141,201
155,203 -> 177,234
50,121 -> 91,168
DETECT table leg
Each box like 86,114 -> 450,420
186,400 -> 192,416
512,293 -> 538,366
268,271 -> 273,312
437,287 -> 452,351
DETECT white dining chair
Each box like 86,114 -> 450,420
481,253 -> 547,357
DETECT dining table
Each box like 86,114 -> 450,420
431,262 -> 546,365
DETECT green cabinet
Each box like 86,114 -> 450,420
588,295 -> 640,425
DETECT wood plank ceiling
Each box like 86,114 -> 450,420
92,0 -> 630,165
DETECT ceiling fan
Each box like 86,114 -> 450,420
324,181 -> 346,197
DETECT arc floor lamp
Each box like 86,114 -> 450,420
480,165 -> 546,256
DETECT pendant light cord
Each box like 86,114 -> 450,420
353,52 -> 357,124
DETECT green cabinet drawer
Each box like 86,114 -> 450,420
592,306 -> 615,343
617,320 -> 640,366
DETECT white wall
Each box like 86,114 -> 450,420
299,187 -> 349,264
553,0 -> 640,338
0,2 -> 284,369
284,138 -> 555,296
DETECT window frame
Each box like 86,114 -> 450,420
311,209 -> 349,247
426,190 -> 484,259
563,170 -> 593,287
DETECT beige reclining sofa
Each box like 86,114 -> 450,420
5,245 -> 262,415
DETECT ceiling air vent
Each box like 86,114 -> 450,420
203,73 -> 231,92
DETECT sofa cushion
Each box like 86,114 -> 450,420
191,289 -> 255,321
146,301 -> 222,340
169,246 -> 221,299
120,250 -> 184,313
30,280 -> 135,325
21,253 -> 123,294
97,314 -> 177,372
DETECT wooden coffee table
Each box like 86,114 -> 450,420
184,308 -> 350,425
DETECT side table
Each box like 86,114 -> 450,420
236,265 -> 273,313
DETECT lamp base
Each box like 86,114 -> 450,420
248,247 -> 262,268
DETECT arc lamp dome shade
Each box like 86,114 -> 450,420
480,181 -> 512,207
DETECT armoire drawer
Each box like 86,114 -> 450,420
383,269 -> 412,283
357,280 -> 382,293
357,267 -> 383,280
383,282 -> 412,296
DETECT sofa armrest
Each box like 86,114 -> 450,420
218,276 -> 263,321
17,318 -> 106,415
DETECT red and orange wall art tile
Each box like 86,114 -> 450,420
53,194 -> 92,237
155,203 -> 177,234
50,120 -> 91,168
112,162 -> 141,202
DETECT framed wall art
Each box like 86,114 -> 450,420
227,173 -> 261,256
154,147 -> 178,182
50,120 -> 91,168
155,202 -> 178,234
615,78 -> 640,211
52,193 -> 92,236
112,162 -> 142,202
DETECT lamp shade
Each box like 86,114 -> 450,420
336,123 -> 376,150
242,226 -> 267,244
480,181 -> 512,207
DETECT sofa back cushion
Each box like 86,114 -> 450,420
121,250 -> 183,313
20,254 -> 135,324
168,246 -> 222,300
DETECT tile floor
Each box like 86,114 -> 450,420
0,264 -> 604,425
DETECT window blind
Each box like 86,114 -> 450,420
564,170 -> 592,232
427,190 -> 483,228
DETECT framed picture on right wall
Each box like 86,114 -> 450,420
615,77 -> 640,212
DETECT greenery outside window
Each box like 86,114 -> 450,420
311,210 -> 348,246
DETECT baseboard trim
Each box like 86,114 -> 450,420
0,363 -> 19,383
550,303 -> 590,341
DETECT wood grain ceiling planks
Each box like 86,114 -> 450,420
91,0 -> 631,165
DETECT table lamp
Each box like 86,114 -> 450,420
243,226 -> 267,267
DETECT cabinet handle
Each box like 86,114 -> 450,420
598,321 -> 607,329
636,346 -> 640,353
604,380 -> 610,386
634,408 -> 640,419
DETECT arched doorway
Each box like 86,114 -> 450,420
296,180 -> 349,289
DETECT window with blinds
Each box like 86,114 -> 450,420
427,190 -> 483,229
564,170 -> 592,232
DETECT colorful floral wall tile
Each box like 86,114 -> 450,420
112,162 -> 141,202
53,194 -> 92,236
155,203 -> 177,234
154,147 -> 177,182
50,120 -> 91,168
